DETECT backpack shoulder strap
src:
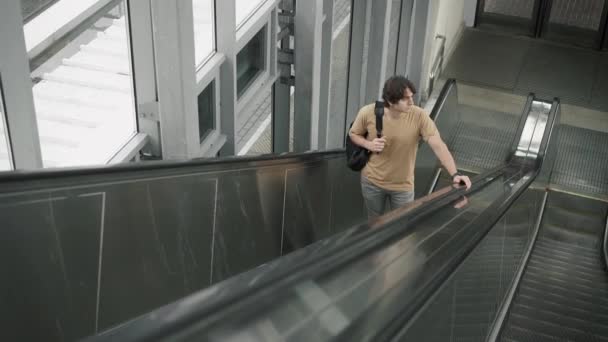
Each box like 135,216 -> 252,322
375,101 -> 384,137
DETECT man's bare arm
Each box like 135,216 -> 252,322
349,132 -> 386,153
349,132 -> 371,149
426,134 -> 471,189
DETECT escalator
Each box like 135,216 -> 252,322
5,78 -> 602,341
496,191 -> 608,342
84,150 -> 541,342
78,93 -> 565,341
0,79 -> 534,341
85,87 -> 608,341
400,190 -> 608,342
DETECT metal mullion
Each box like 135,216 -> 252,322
598,0 -> 608,49
535,0 -> 552,38
216,0 -> 238,156
0,73 -> 15,170
364,0 -> 390,102
345,0 -> 368,127
0,0 -> 42,169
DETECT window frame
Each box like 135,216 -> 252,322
193,0 -> 218,71
236,0 -> 273,32
0,72 -> 14,170
235,15 -> 277,114
195,56 -> 224,156
236,26 -> 268,99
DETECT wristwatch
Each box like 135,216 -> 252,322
451,172 -> 463,178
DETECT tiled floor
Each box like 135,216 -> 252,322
444,28 -> 608,112
444,27 -> 608,200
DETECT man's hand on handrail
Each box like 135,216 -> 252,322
453,174 -> 472,190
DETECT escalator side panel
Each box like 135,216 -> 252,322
0,154 -> 363,341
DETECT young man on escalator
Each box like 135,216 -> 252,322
349,76 -> 472,219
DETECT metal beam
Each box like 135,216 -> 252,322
364,0 -> 391,103
216,0 -> 238,156
406,0 -> 431,104
317,0 -> 334,150
345,0 -> 368,130
395,0 -> 414,76
273,3 -> 291,153
150,0 -> 199,160
293,0 -> 324,151
128,0 -> 161,157
0,0 -> 43,169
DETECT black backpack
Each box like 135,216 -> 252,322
345,101 -> 384,171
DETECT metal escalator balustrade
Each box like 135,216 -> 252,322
85,159 -> 532,342
398,189 -> 544,342
0,150 -> 365,342
397,97 -> 559,342
82,95 -> 559,341
1,77 -> 473,341
0,78 -> 465,341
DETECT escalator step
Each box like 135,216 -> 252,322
518,278 -> 608,312
538,225 -> 603,249
512,297 -> 608,330
502,324 -> 573,342
532,243 -> 603,267
526,257 -> 608,281
521,264 -> 608,297
504,313 -> 608,342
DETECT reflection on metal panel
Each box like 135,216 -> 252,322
0,153 -> 364,341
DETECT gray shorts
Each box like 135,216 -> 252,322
360,176 -> 414,218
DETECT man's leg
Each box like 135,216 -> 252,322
388,190 -> 415,211
360,176 -> 387,218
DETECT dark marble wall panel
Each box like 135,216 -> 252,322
0,155 -> 367,340
328,159 -> 366,234
212,168 -> 284,283
98,176 -> 216,331
281,163 -> 333,254
0,194 -> 101,341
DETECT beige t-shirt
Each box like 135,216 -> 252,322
350,104 -> 438,192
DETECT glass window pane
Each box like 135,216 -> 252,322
193,0 -> 215,67
237,28 -> 266,98
328,0 -> 352,148
22,1 -> 137,168
0,77 -> 13,171
21,0 -> 59,23
235,0 -> 267,28
198,81 -> 215,142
